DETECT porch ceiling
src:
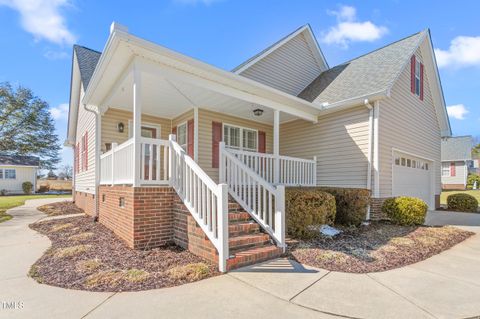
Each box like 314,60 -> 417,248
108,68 -> 297,124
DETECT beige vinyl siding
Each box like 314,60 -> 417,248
0,166 -> 36,193
171,109 -> 194,130
280,106 -> 370,188
75,84 -> 96,194
378,48 -> 441,197
441,161 -> 467,186
239,33 -> 323,96
198,109 -> 273,182
101,108 -> 171,152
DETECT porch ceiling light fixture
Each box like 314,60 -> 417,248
253,108 -> 264,116
117,122 -> 125,133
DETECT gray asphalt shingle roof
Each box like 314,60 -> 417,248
441,136 -> 473,161
0,155 -> 40,166
298,31 -> 426,104
73,45 -> 101,90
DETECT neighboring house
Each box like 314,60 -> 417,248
0,155 -> 39,194
441,136 -> 473,189
66,23 -> 451,271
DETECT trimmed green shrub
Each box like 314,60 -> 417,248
319,187 -> 371,226
285,188 -> 336,239
382,197 -> 428,225
22,181 -> 33,194
447,193 -> 478,212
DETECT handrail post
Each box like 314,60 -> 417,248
111,143 -> 118,186
275,185 -> 286,252
312,156 -> 317,186
219,142 -> 226,183
217,183 -> 229,272
169,134 -> 176,187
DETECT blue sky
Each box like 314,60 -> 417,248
0,0 -> 479,169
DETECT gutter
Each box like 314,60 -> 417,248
365,100 -> 374,221
84,104 -> 101,221
316,90 -> 388,117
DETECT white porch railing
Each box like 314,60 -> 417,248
99,137 -> 170,185
226,148 -> 317,186
169,136 -> 229,272
220,143 -> 285,249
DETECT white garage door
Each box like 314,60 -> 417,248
392,152 -> 433,208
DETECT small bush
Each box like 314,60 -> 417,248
38,185 -> 50,193
467,174 -> 480,189
0,189 -> 7,196
285,188 -> 336,239
382,197 -> 428,225
22,181 -> 33,194
447,193 -> 478,212
319,188 -> 371,226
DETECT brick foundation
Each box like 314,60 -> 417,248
97,185 -> 217,264
74,191 -> 96,216
442,184 -> 466,190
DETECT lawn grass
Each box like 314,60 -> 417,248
440,190 -> 480,207
0,194 -> 71,223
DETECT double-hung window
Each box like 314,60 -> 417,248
223,124 -> 257,151
414,59 -> 421,96
441,162 -> 450,177
4,169 -> 16,179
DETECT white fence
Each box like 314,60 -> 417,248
220,143 -> 285,249
99,137 -> 170,185
170,136 -> 229,272
226,148 -> 316,186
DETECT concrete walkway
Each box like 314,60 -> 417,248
1,200 -> 480,319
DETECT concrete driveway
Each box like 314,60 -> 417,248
1,200 -> 480,319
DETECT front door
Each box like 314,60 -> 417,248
142,127 -> 157,180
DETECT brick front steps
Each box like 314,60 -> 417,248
226,200 -> 282,271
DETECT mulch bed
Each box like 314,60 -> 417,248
288,222 -> 474,273
37,201 -> 84,216
29,216 -> 219,292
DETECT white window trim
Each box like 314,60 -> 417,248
414,57 -> 421,97
441,162 -> 451,177
176,121 -> 188,149
4,168 -> 16,180
222,123 -> 258,152
128,120 -> 162,139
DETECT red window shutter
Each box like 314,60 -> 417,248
187,119 -> 194,157
258,131 -> 266,153
420,63 -> 424,101
212,121 -> 222,168
73,145 -> 76,174
85,131 -> 88,170
172,126 -> 177,138
450,162 -> 456,176
410,55 -> 416,94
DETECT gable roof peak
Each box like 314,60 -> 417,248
73,45 -> 102,90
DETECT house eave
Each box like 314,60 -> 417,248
315,90 -> 389,117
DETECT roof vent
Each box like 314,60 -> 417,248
110,22 -> 129,35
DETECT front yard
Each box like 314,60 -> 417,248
288,222 -> 473,273
441,190 -> 480,207
0,194 -> 71,223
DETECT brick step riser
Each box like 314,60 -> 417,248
229,239 -> 272,253
227,247 -> 283,271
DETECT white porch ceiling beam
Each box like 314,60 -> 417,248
136,58 -> 318,123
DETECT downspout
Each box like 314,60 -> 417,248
84,104 -> 101,221
365,100 -> 374,221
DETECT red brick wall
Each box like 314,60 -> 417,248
442,184 -> 465,190
173,196 -> 218,263
97,185 -> 217,264
74,191 -> 95,216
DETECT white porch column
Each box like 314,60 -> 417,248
133,63 -> 142,187
273,110 -> 280,184
194,107 -> 199,162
